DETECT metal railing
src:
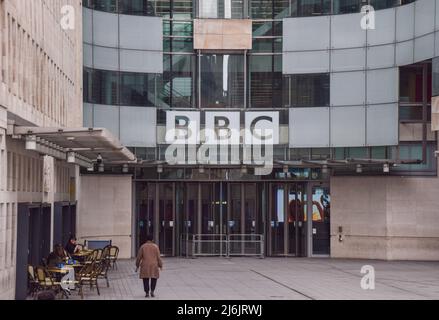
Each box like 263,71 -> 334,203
180,234 -> 264,258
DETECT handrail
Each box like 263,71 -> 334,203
181,233 -> 264,258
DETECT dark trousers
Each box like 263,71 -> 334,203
143,278 -> 157,293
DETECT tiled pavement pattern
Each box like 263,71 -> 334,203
66,258 -> 439,300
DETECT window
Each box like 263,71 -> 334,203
393,143 -> 437,174
287,73 -> 330,107
120,72 -> 156,106
200,54 -> 245,108
290,0 -> 331,17
249,55 -> 284,108
432,57 -> 439,97
399,62 -> 432,122
199,0 -> 245,18
332,0 -> 361,14
119,0 -> 156,15
89,69 -> 119,105
250,0 -> 289,19
83,68 -> 160,106
162,54 -> 195,108
93,0 -> 118,13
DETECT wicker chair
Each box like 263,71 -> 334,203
77,262 -> 103,299
35,266 -> 63,298
27,265 -> 40,297
108,246 -> 119,270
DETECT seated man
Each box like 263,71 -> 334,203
64,236 -> 80,255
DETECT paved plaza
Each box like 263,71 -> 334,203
65,257 -> 439,300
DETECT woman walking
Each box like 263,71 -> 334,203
136,235 -> 163,298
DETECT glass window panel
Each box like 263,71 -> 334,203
290,0 -> 331,17
155,0 -> 172,18
399,63 -> 432,121
119,0 -> 156,15
162,54 -> 194,108
200,54 -> 245,108
333,0 -> 361,14
172,0 -> 193,19
251,0 -> 273,19
120,72 -> 156,106
252,38 -> 282,53
171,38 -> 193,52
172,21 -> 193,36
250,55 -> 284,108
399,105 -> 423,121
394,143 -> 436,172
371,147 -> 387,159
433,57 -> 439,96
369,0 -> 398,10
163,20 -> 171,36
199,0 -> 244,18
251,0 -> 289,19
94,0 -> 118,13
289,73 -> 329,107
92,69 -> 119,105
252,21 -> 282,37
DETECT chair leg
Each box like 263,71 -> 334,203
96,280 -> 100,296
106,275 -> 109,288
79,284 -> 84,300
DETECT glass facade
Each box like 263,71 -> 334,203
286,73 -> 330,108
84,68 -> 159,106
200,54 -> 245,108
85,0 -> 416,17
84,0 -> 436,175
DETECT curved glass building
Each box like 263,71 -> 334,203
81,0 -> 439,260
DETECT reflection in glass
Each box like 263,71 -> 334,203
84,68 -> 119,105
290,0 -> 331,17
159,184 -> 174,255
332,0 -> 361,14
199,0 -> 245,18
250,55 -> 283,108
200,54 -> 245,108
250,0 -> 289,19
229,184 -> 242,234
120,72 -> 156,106
271,185 -> 285,255
162,54 -> 194,108
288,73 -> 330,107
312,187 -> 330,255
137,183 -> 155,248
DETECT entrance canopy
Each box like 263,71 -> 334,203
10,126 -> 136,166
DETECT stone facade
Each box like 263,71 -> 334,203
0,0 -> 82,299
331,161 -> 439,260
78,175 -> 133,259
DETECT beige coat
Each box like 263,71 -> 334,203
136,242 -> 163,279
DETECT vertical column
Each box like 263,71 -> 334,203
42,155 -> 55,249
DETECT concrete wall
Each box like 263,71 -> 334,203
331,175 -> 439,260
0,0 -> 83,299
78,175 -> 133,259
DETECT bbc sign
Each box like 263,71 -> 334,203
165,111 -> 279,145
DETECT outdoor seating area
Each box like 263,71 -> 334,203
27,244 -> 119,300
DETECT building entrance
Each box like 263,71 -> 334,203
136,181 -> 330,257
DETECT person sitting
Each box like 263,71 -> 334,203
47,244 -> 68,267
64,236 -> 80,255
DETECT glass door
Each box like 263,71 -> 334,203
137,182 -> 155,249
158,183 -> 175,256
269,183 -> 285,255
311,186 -> 330,255
287,184 -> 307,256
269,183 -> 307,256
